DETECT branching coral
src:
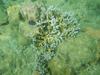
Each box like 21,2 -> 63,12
7,1 -> 80,75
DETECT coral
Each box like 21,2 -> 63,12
1,0 -> 100,75
7,5 -> 20,22
18,2 -> 80,75
5,1 -> 80,75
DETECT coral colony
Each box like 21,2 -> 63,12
7,1 -> 80,75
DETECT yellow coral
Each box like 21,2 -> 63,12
7,5 -> 20,21
19,1 -> 41,22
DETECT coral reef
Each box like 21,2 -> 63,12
1,0 -> 100,75
7,1 -> 80,75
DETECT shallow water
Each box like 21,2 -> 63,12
0,0 -> 100,75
